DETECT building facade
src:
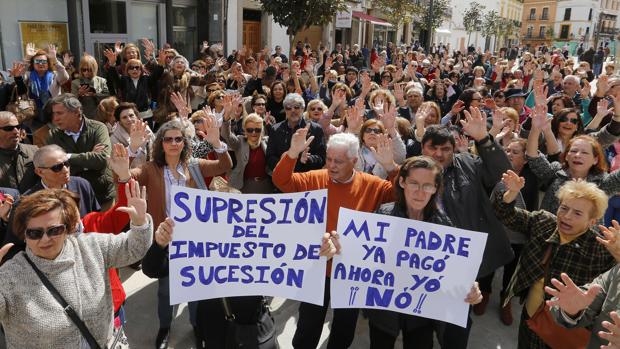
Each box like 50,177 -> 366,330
553,0 -> 599,53
520,0 -> 557,47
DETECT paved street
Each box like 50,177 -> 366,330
114,267 -> 519,348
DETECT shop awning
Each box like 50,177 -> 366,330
352,11 -> 393,27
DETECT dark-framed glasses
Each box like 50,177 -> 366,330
25,224 -> 67,240
245,128 -> 263,134
0,124 -> 21,132
41,160 -> 70,173
163,136 -> 184,144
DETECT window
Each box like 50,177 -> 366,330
539,26 -> 546,37
542,8 -> 549,20
529,8 -> 536,20
564,8 -> 571,21
526,26 -> 533,38
172,6 -> 197,61
89,0 -> 127,34
560,24 -> 570,39
589,9 -> 593,20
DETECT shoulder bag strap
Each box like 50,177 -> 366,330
24,254 -> 102,349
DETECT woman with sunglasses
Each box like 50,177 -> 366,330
0,179 -> 152,349
356,117 -> 406,179
71,54 -> 109,119
119,118 -> 232,348
526,104 -> 620,215
104,49 -> 164,127
362,156 -> 482,349
222,113 -> 273,193
22,44 -> 69,129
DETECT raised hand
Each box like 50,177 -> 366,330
370,133 -> 396,170
597,98 -> 613,117
545,272 -> 601,317
129,120 -> 149,153
116,179 -> 148,226
459,107 -> 488,141
533,84 -> 549,107
155,217 -> 175,248
596,220 -> 620,262
47,44 -> 58,60
454,133 -> 470,153
300,148 -> 310,164
170,91 -> 190,119
501,170 -> 525,192
484,97 -> 498,111
581,80 -> 591,98
287,125 -> 315,158
324,56 -> 333,72
450,100 -> 465,117
464,282 -> 483,305
599,311 -> 620,348
109,143 -> 131,181
598,75 -> 610,96
610,95 -> 620,119
346,104 -> 364,134
141,38 -> 155,58
201,106 -> 223,148
490,108 -> 505,134
264,111 -> 276,126
0,194 -> 14,222
63,52 -> 73,67
319,230 -> 341,259
114,41 -> 123,54
25,42 -> 36,57
104,48 -> 117,65
393,83 -> 405,104
531,104 -> 551,130
8,62 -> 25,78
379,103 -> 396,131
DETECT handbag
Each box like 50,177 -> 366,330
221,297 -> 277,349
525,245 -> 590,349
24,254 -> 102,349
6,86 -> 36,123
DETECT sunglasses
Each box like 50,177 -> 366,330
163,136 -> 184,144
364,127 -> 383,134
254,103 -> 266,107
245,128 -> 262,134
41,160 -> 70,173
215,95 -> 224,100
310,107 -> 323,111
25,224 -> 67,240
81,68 -> 92,72
127,65 -> 141,71
0,124 -> 21,132
285,105 -> 302,111
34,59 -> 48,65
559,115 -> 579,125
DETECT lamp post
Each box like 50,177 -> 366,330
425,0 -> 435,52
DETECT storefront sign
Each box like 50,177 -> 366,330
336,6 -> 352,28
19,21 -> 69,55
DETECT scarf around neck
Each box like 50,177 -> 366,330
29,70 -> 54,109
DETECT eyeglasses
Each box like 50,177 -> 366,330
215,95 -> 224,100
166,55 -> 175,60
245,128 -> 263,134
559,115 -> 579,125
192,65 -> 205,69
163,136 -> 184,144
381,75 -> 391,80
253,103 -> 266,107
40,160 -> 70,173
127,65 -> 141,71
364,127 -> 383,134
285,105 -> 302,111
310,107 -> 323,111
81,68 -> 92,73
34,59 -> 48,65
0,124 -> 21,132
25,224 -> 67,240
404,181 -> 437,194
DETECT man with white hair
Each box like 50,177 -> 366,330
266,93 -> 325,173
0,111 -> 38,192
561,74 -> 583,109
398,86 -> 424,122
272,130 -> 398,349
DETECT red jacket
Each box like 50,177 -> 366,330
82,182 -> 129,313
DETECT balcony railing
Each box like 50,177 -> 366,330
540,15 -> 548,20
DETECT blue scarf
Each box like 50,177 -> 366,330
29,70 -> 54,109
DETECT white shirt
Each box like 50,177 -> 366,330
163,163 -> 187,216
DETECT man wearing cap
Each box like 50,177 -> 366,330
504,88 -> 531,123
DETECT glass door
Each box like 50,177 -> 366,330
83,0 -> 129,69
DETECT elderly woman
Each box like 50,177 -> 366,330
155,55 -> 197,123
305,99 -> 327,123
110,102 -> 154,168
0,180 -> 152,349
23,45 -> 69,128
222,113 -> 272,193
494,171 -> 616,348
364,156 -> 483,348
115,118 -> 232,348
357,118 -> 406,179
71,54 -> 109,118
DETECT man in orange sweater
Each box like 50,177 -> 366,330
273,128 -> 397,349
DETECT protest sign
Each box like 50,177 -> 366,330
169,186 -> 328,305
331,208 -> 487,327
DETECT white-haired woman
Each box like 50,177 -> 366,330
71,54 -> 109,118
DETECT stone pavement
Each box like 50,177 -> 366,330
117,266 -> 520,349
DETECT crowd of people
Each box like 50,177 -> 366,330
1,36 -> 620,349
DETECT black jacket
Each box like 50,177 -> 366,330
106,64 -> 163,112
440,137 -> 514,277
265,118 -> 326,174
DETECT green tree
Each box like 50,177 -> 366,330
372,0 -> 419,31
463,2 -> 486,46
415,0 -> 452,31
481,10 -> 500,50
259,0 -> 348,56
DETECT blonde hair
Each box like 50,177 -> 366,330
501,107 -> 519,126
556,179 -> 609,219
124,59 -> 142,75
305,99 -> 327,121
190,110 -> 207,123
96,96 -> 119,123
79,54 -> 99,77
242,113 -> 264,129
